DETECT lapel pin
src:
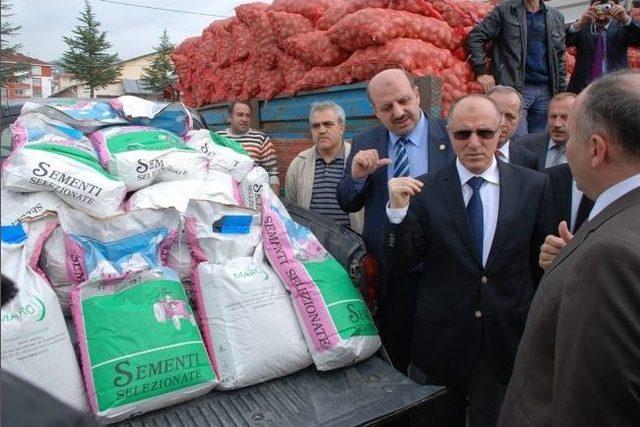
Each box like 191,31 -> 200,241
439,144 -> 446,151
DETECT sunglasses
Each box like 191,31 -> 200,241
451,128 -> 499,140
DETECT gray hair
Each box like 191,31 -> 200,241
577,69 -> 640,160
309,101 -> 346,125
487,85 -> 524,111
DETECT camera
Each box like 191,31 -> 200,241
594,1 -> 614,14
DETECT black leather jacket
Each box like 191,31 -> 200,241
467,0 -> 567,94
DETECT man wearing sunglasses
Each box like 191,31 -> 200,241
386,94 -> 554,426
337,69 -> 454,374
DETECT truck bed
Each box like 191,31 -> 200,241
119,356 -> 445,427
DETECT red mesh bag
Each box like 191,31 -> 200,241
242,53 -> 261,100
628,47 -> 640,69
318,0 -> 444,30
340,38 -> 451,81
267,0 -> 337,22
283,31 -> 350,67
235,2 -> 269,25
328,8 -> 455,52
295,66 -> 353,92
429,0 -> 477,28
278,51 -> 309,95
259,68 -> 285,99
231,24 -> 251,61
268,11 -> 314,48
204,18 -> 235,68
253,12 -> 279,70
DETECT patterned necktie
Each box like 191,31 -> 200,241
550,144 -> 566,167
394,136 -> 411,178
466,176 -> 485,260
590,27 -> 605,82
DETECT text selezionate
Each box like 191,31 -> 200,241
263,215 -> 332,348
32,161 -> 104,204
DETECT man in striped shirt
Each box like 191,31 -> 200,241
285,101 -> 363,232
217,101 -> 280,194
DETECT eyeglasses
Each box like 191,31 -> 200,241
451,128 -> 499,140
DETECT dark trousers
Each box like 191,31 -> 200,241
377,271 -> 420,374
410,346 -> 507,427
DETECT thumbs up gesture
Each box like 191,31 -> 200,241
539,221 -> 574,271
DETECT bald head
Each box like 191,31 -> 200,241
367,69 -> 422,136
447,94 -> 501,128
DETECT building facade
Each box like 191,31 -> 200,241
1,53 -> 53,100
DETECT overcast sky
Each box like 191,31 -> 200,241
9,0 -> 273,63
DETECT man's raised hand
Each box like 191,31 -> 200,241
388,177 -> 424,209
352,149 -> 392,179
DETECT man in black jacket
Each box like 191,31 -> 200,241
468,0 -> 567,135
386,95 -> 554,426
566,0 -> 640,93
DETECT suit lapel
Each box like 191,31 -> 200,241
373,128 -> 391,204
535,134 -> 550,170
427,116 -> 450,173
485,162 -> 517,271
558,165 -> 573,223
546,187 -> 640,275
440,163 -> 482,266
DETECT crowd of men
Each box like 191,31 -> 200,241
216,3 -> 640,426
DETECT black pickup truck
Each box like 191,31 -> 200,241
1,99 -> 447,427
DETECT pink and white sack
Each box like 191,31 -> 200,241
2,116 -> 127,218
183,130 -> 254,181
39,225 -> 74,315
57,207 -> 181,286
0,187 -> 65,225
1,219 -> 87,411
126,174 -> 243,281
260,188 -> 381,371
89,126 -> 209,191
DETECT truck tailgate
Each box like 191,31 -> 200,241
119,356 -> 444,426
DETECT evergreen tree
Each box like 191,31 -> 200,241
1,1 -> 29,87
57,0 -> 122,97
140,29 -> 176,96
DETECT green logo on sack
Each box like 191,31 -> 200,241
232,265 -> 269,282
1,296 -> 46,323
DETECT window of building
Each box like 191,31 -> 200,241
31,65 -> 42,75
32,77 -> 42,86
33,88 -> 42,98
14,89 -> 27,96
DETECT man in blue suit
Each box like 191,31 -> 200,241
337,69 -> 454,373
566,0 -> 640,94
386,94 -> 554,426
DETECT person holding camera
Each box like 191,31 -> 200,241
566,0 -> 640,93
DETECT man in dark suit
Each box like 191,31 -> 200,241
545,163 -> 594,233
517,92 -> 577,170
337,69 -> 454,373
566,0 -> 640,94
487,86 -> 538,169
500,70 -> 640,426
387,94 -> 554,426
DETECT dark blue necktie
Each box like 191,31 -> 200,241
466,176 -> 485,259
393,136 -> 411,178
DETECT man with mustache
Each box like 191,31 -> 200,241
285,101 -> 363,232
516,92 -> 577,170
487,86 -> 538,169
337,69 -> 454,374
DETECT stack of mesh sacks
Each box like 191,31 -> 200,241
173,0 -> 640,115
1,95 -> 380,424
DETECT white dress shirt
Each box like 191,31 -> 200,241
387,158 -> 501,266
497,141 -> 511,163
570,179 -> 584,232
588,173 -> 640,221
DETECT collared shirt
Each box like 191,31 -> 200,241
545,139 -> 567,168
386,112 -> 429,182
497,140 -> 511,163
588,173 -> 640,221
387,157 -> 500,266
570,179 -> 584,232
309,144 -> 351,227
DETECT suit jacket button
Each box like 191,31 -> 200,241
439,144 -> 446,151
474,310 -> 482,319
481,276 -> 488,285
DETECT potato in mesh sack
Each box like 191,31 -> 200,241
295,66 -> 353,92
268,11 -> 314,49
283,30 -> 350,67
317,0 -> 443,30
259,67 -> 285,99
328,7 -> 455,52
231,23 -> 251,61
278,52 -> 310,95
340,38 -> 451,81
235,1 -> 269,25
267,0 -> 336,22
203,18 -> 234,69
